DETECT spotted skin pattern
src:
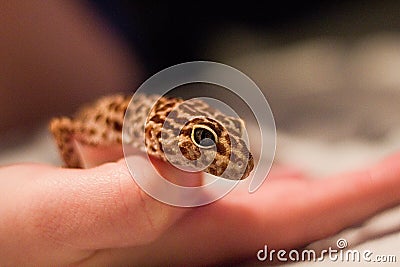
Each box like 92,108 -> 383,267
50,94 -> 254,179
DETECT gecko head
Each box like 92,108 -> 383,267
177,116 -> 254,180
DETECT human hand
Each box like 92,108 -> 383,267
1,152 -> 400,266
77,153 -> 400,266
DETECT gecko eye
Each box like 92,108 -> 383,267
191,125 -> 218,149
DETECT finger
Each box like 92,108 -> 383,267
74,142 -> 124,168
0,157 -> 202,265
82,152 -> 400,266
267,164 -> 307,180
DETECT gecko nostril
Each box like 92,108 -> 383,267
237,161 -> 243,168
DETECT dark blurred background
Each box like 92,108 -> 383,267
90,1 -> 400,74
89,0 -> 400,147
90,1 -> 328,74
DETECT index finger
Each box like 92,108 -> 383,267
0,156 -> 202,264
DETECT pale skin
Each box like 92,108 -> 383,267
1,151 -> 400,266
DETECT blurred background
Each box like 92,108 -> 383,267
1,1 -> 400,172
0,1 -> 399,265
